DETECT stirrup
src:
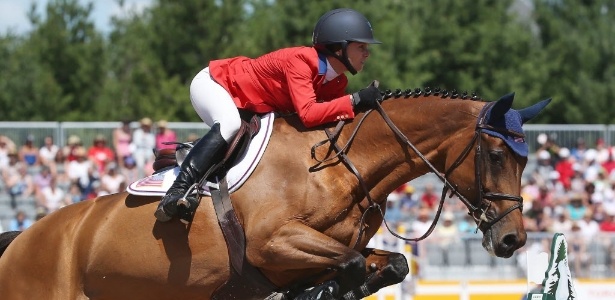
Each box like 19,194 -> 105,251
178,196 -> 200,224
177,183 -> 198,209
178,183 -> 200,224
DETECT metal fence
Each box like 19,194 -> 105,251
0,121 -> 209,149
0,122 -> 614,152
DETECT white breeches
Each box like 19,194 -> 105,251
190,67 -> 241,142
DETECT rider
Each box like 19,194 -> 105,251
155,8 -> 384,222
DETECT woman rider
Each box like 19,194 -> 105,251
155,8 -> 383,223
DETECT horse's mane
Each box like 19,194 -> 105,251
380,87 -> 486,102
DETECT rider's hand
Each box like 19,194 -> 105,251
352,80 -> 382,112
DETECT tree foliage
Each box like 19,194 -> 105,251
0,0 -> 613,124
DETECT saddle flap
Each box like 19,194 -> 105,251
222,114 -> 261,166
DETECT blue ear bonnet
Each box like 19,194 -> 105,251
481,93 -> 551,158
483,109 -> 528,157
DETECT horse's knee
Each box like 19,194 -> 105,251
336,252 -> 366,288
380,252 -> 409,285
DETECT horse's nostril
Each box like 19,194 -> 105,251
502,233 -> 519,248
497,233 -> 525,258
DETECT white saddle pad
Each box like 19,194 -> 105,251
127,113 -> 275,196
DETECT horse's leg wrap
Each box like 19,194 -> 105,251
154,123 -> 228,222
341,283 -> 371,300
291,280 -> 339,300
344,250 -> 409,299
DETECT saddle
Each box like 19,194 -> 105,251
152,113 -> 261,175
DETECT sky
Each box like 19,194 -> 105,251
0,0 -> 152,35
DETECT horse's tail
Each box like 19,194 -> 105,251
0,231 -> 21,257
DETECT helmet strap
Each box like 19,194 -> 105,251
317,42 -> 358,75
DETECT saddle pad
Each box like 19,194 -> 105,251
127,113 -> 275,197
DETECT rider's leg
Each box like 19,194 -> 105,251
154,67 -> 241,222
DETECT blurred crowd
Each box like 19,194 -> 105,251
3,126 -> 615,277
383,133 -> 615,278
0,117 -> 179,232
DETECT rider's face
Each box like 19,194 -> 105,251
345,42 -> 370,73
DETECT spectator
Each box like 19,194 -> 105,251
399,185 -> 419,217
1,151 -> 34,210
409,208 -> 432,275
32,165 -> 53,195
384,198 -> 402,224
434,211 -> 459,266
65,182 -> 84,203
599,209 -> 615,232
410,208 -> 432,239
565,194 -> 587,221
37,176 -> 68,213
120,155 -> 140,185
550,212 -> 573,234
7,210 -> 33,231
113,120 -> 133,168
132,117 -> 156,177
535,150 -> 553,186
419,184 -> 438,210
61,135 -> 83,163
38,135 -> 60,175
524,194 -> 552,232
0,135 -> 16,169
18,134 -> 39,167
595,138 -> 610,163
583,148 -> 602,183
603,147 -> 615,176
457,214 -> 476,233
535,185 -> 555,215
536,133 -> 560,165
100,163 -> 126,194
569,170 -> 586,194
577,209 -> 600,242
521,177 -> 540,211
87,134 -> 116,175
546,170 -> 567,200
66,147 -> 98,200
570,137 -> 587,162
155,119 -> 177,150
555,147 -> 575,191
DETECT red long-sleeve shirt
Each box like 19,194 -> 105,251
209,46 -> 355,128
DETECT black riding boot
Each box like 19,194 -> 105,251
154,123 -> 228,222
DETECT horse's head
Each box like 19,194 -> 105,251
441,93 -> 551,257
318,89 -> 550,258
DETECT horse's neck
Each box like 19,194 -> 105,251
342,98 -> 484,199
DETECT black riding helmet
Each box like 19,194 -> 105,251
312,8 -> 381,75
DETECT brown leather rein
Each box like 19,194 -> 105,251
311,100 -> 524,248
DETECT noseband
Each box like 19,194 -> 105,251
311,100 -> 525,247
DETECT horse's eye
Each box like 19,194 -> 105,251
488,150 -> 504,165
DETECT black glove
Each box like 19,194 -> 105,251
352,80 -> 382,112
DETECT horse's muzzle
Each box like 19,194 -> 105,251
492,230 -> 527,258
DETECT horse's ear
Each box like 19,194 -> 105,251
518,98 -> 552,123
489,92 -> 515,121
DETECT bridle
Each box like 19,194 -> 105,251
311,100 -> 525,248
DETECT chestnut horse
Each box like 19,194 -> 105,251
0,91 -> 549,300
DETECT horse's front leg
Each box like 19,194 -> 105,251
251,222 -> 367,299
341,248 -> 409,300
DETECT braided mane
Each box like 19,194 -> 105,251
381,87 -> 484,101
